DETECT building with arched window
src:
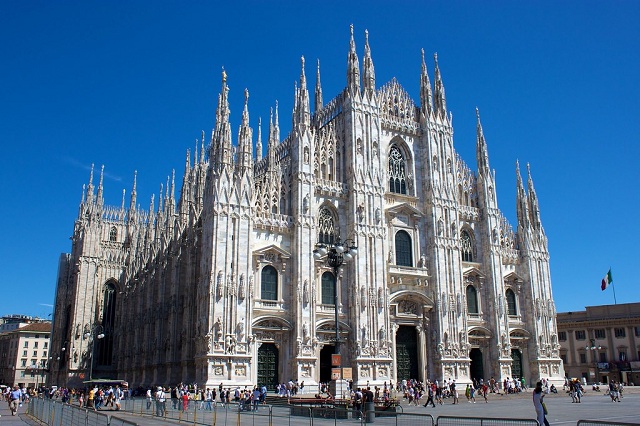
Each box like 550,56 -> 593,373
51,28 -> 563,389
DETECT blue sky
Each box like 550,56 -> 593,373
1,1 -> 638,318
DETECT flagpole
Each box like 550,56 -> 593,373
610,266 -> 617,305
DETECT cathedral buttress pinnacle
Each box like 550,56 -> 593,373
256,117 -> 263,160
475,108 -> 491,176
315,59 -> 323,113
515,160 -> 530,231
420,49 -> 433,117
211,68 -> 233,174
526,163 -> 543,231
433,53 -> 447,119
294,56 -> 310,129
362,30 -> 375,96
236,88 -> 253,174
347,24 -> 360,95
129,170 -> 137,215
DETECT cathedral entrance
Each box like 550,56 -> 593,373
469,348 -> 484,382
319,345 -> 335,383
395,326 -> 419,381
257,343 -> 279,391
511,348 -> 523,380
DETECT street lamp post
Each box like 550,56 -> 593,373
313,237 -> 357,397
84,325 -> 105,382
586,338 -> 602,384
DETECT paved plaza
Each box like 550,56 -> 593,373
3,389 -> 639,425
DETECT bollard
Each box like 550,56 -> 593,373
364,401 -> 375,423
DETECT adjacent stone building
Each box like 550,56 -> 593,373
51,27 -> 564,389
0,322 -> 52,388
557,302 -> 640,385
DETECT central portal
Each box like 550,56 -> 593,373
395,325 -> 419,382
257,343 -> 279,391
319,345 -> 335,384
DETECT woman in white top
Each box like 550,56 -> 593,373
532,381 -> 547,426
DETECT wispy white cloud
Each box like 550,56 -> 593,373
61,156 -> 122,182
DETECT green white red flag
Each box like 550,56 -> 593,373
601,268 -> 613,291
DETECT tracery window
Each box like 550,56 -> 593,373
466,285 -> 479,314
461,231 -> 473,262
321,271 -> 335,305
109,227 -> 117,242
506,289 -> 517,316
388,146 -> 407,194
318,208 -> 337,244
97,281 -> 116,366
395,230 -> 413,267
261,265 -> 278,301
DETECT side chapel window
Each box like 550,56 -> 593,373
395,230 -> 413,267
321,271 -> 336,305
506,289 -> 517,316
109,227 -> 117,242
388,146 -> 407,194
261,265 -> 278,301
461,231 -> 473,262
467,285 -> 479,314
318,207 -> 337,244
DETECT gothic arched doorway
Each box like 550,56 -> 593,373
469,348 -> 484,382
319,345 -> 335,383
395,326 -> 419,381
257,343 -> 279,391
511,348 -> 523,380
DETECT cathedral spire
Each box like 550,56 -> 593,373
86,163 -> 95,205
236,88 -> 253,172
515,160 -> 530,230
475,108 -> 491,175
274,100 -> 280,143
315,59 -> 323,113
121,189 -> 126,212
256,117 -> 263,160
211,68 -> 233,173
433,53 -> 447,119
420,49 -> 433,116
347,24 -> 360,95
362,29 -> 376,96
527,163 -> 542,230
129,170 -> 137,213
96,165 -> 105,208
294,56 -> 311,128
200,131 -> 206,164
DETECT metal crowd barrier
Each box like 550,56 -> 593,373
27,398 -> 139,426
437,416 -> 538,426
577,422 -> 640,426
118,396 -> 275,425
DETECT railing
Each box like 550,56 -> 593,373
27,397 -> 139,426
577,422 -> 640,426
437,416 -> 537,426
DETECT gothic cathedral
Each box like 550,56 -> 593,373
51,27 -> 564,389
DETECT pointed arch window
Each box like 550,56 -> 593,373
321,271 -> 335,305
318,208 -> 338,244
388,146 -> 407,194
506,289 -> 517,316
109,227 -> 117,242
467,285 -> 479,314
97,281 -> 116,366
395,230 -> 413,267
261,266 -> 278,301
461,231 -> 473,262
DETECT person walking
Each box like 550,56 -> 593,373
9,385 -> 21,416
423,384 -> 435,407
533,381 -> 549,426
